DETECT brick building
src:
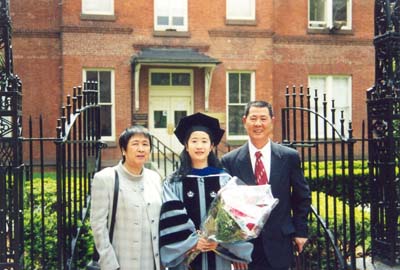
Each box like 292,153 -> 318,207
10,0 -> 375,163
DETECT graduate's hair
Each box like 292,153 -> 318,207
175,130 -> 223,179
176,150 -> 223,178
118,125 -> 152,163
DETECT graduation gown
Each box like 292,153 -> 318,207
159,167 -> 253,270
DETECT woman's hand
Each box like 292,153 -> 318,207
232,262 -> 248,270
195,237 -> 218,252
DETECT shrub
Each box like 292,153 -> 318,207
303,160 -> 370,206
24,174 -> 93,269
303,192 -> 371,269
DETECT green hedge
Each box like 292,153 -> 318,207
305,192 -> 371,268
24,175 -> 94,269
303,160 -> 370,206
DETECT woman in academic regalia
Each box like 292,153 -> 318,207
159,112 -> 253,270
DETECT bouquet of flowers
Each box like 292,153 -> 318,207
186,176 -> 279,265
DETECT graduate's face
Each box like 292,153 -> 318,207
123,134 -> 151,170
185,131 -> 213,168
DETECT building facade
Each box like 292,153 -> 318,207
11,0 -> 374,163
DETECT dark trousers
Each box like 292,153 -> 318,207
248,237 -> 288,270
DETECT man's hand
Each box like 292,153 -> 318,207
232,262 -> 248,270
294,237 -> 308,253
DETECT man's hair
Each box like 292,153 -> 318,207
244,100 -> 274,117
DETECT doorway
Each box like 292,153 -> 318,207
149,96 -> 192,153
148,69 -> 194,153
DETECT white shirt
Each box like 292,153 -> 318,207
248,139 -> 271,181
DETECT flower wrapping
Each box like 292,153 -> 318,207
186,176 -> 279,266
202,176 -> 279,243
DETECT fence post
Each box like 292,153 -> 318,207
347,121 -> 356,270
0,0 -> 24,269
367,0 -> 400,265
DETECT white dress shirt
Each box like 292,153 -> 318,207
248,139 -> 271,182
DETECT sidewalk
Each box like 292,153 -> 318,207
357,257 -> 400,270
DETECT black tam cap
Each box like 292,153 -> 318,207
174,112 -> 225,146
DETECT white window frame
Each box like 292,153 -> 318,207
83,69 -> 115,141
226,71 -> 255,140
308,0 -> 352,30
154,0 -> 188,31
82,0 -> 114,15
149,69 -> 193,90
226,0 -> 255,20
308,75 -> 352,138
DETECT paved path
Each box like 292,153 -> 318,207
357,258 -> 400,270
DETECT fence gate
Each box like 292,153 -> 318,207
281,86 -> 370,270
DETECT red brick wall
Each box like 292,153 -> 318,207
10,0 -> 376,163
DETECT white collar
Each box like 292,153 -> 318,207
248,139 -> 271,158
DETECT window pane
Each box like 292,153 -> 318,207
151,73 -> 170,85
174,111 -> 187,127
157,16 -> 169,25
83,0 -> 112,14
86,71 -> 98,82
240,73 -> 251,103
154,111 -> 167,128
227,0 -> 253,19
310,0 -> 326,21
229,105 -> 246,135
99,71 -> 111,103
155,0 -> 187,29
332,77 -> 348,107
172,0 -> 186,17
229,73 -> 239,103
309,77 -> 326,100
333,0 -> 347,22
172,73 -> 190,85
309,77 -> 326,137
172,16 -> 184,26
155,0 -> 169,16
100,105 -> 112,137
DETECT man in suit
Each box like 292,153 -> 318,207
221,100 -> 311,270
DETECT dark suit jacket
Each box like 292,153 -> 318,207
221,142 -> 311,268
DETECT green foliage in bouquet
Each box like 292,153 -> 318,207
203,197 -> 243,243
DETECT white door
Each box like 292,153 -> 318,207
149,96 -> 192,153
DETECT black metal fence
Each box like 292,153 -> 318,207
367,0 -> 400,265
281,85 -> 370,270
22,83 -> 103,270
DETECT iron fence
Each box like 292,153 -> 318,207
281,85 -> 370,270
21,83 -> 103,270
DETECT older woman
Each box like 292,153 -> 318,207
90,125 -> 162,270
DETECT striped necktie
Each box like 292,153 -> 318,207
255,151 -> 268,185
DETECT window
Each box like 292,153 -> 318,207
84,70 -> 115,140
308,0 -> 351,30
150,71 -> 191,86
154,0 -> 188,31
82,0 -> 114,15
226,0 -> 255,20
309,75 -> 352,138
227,72 -> 255,139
